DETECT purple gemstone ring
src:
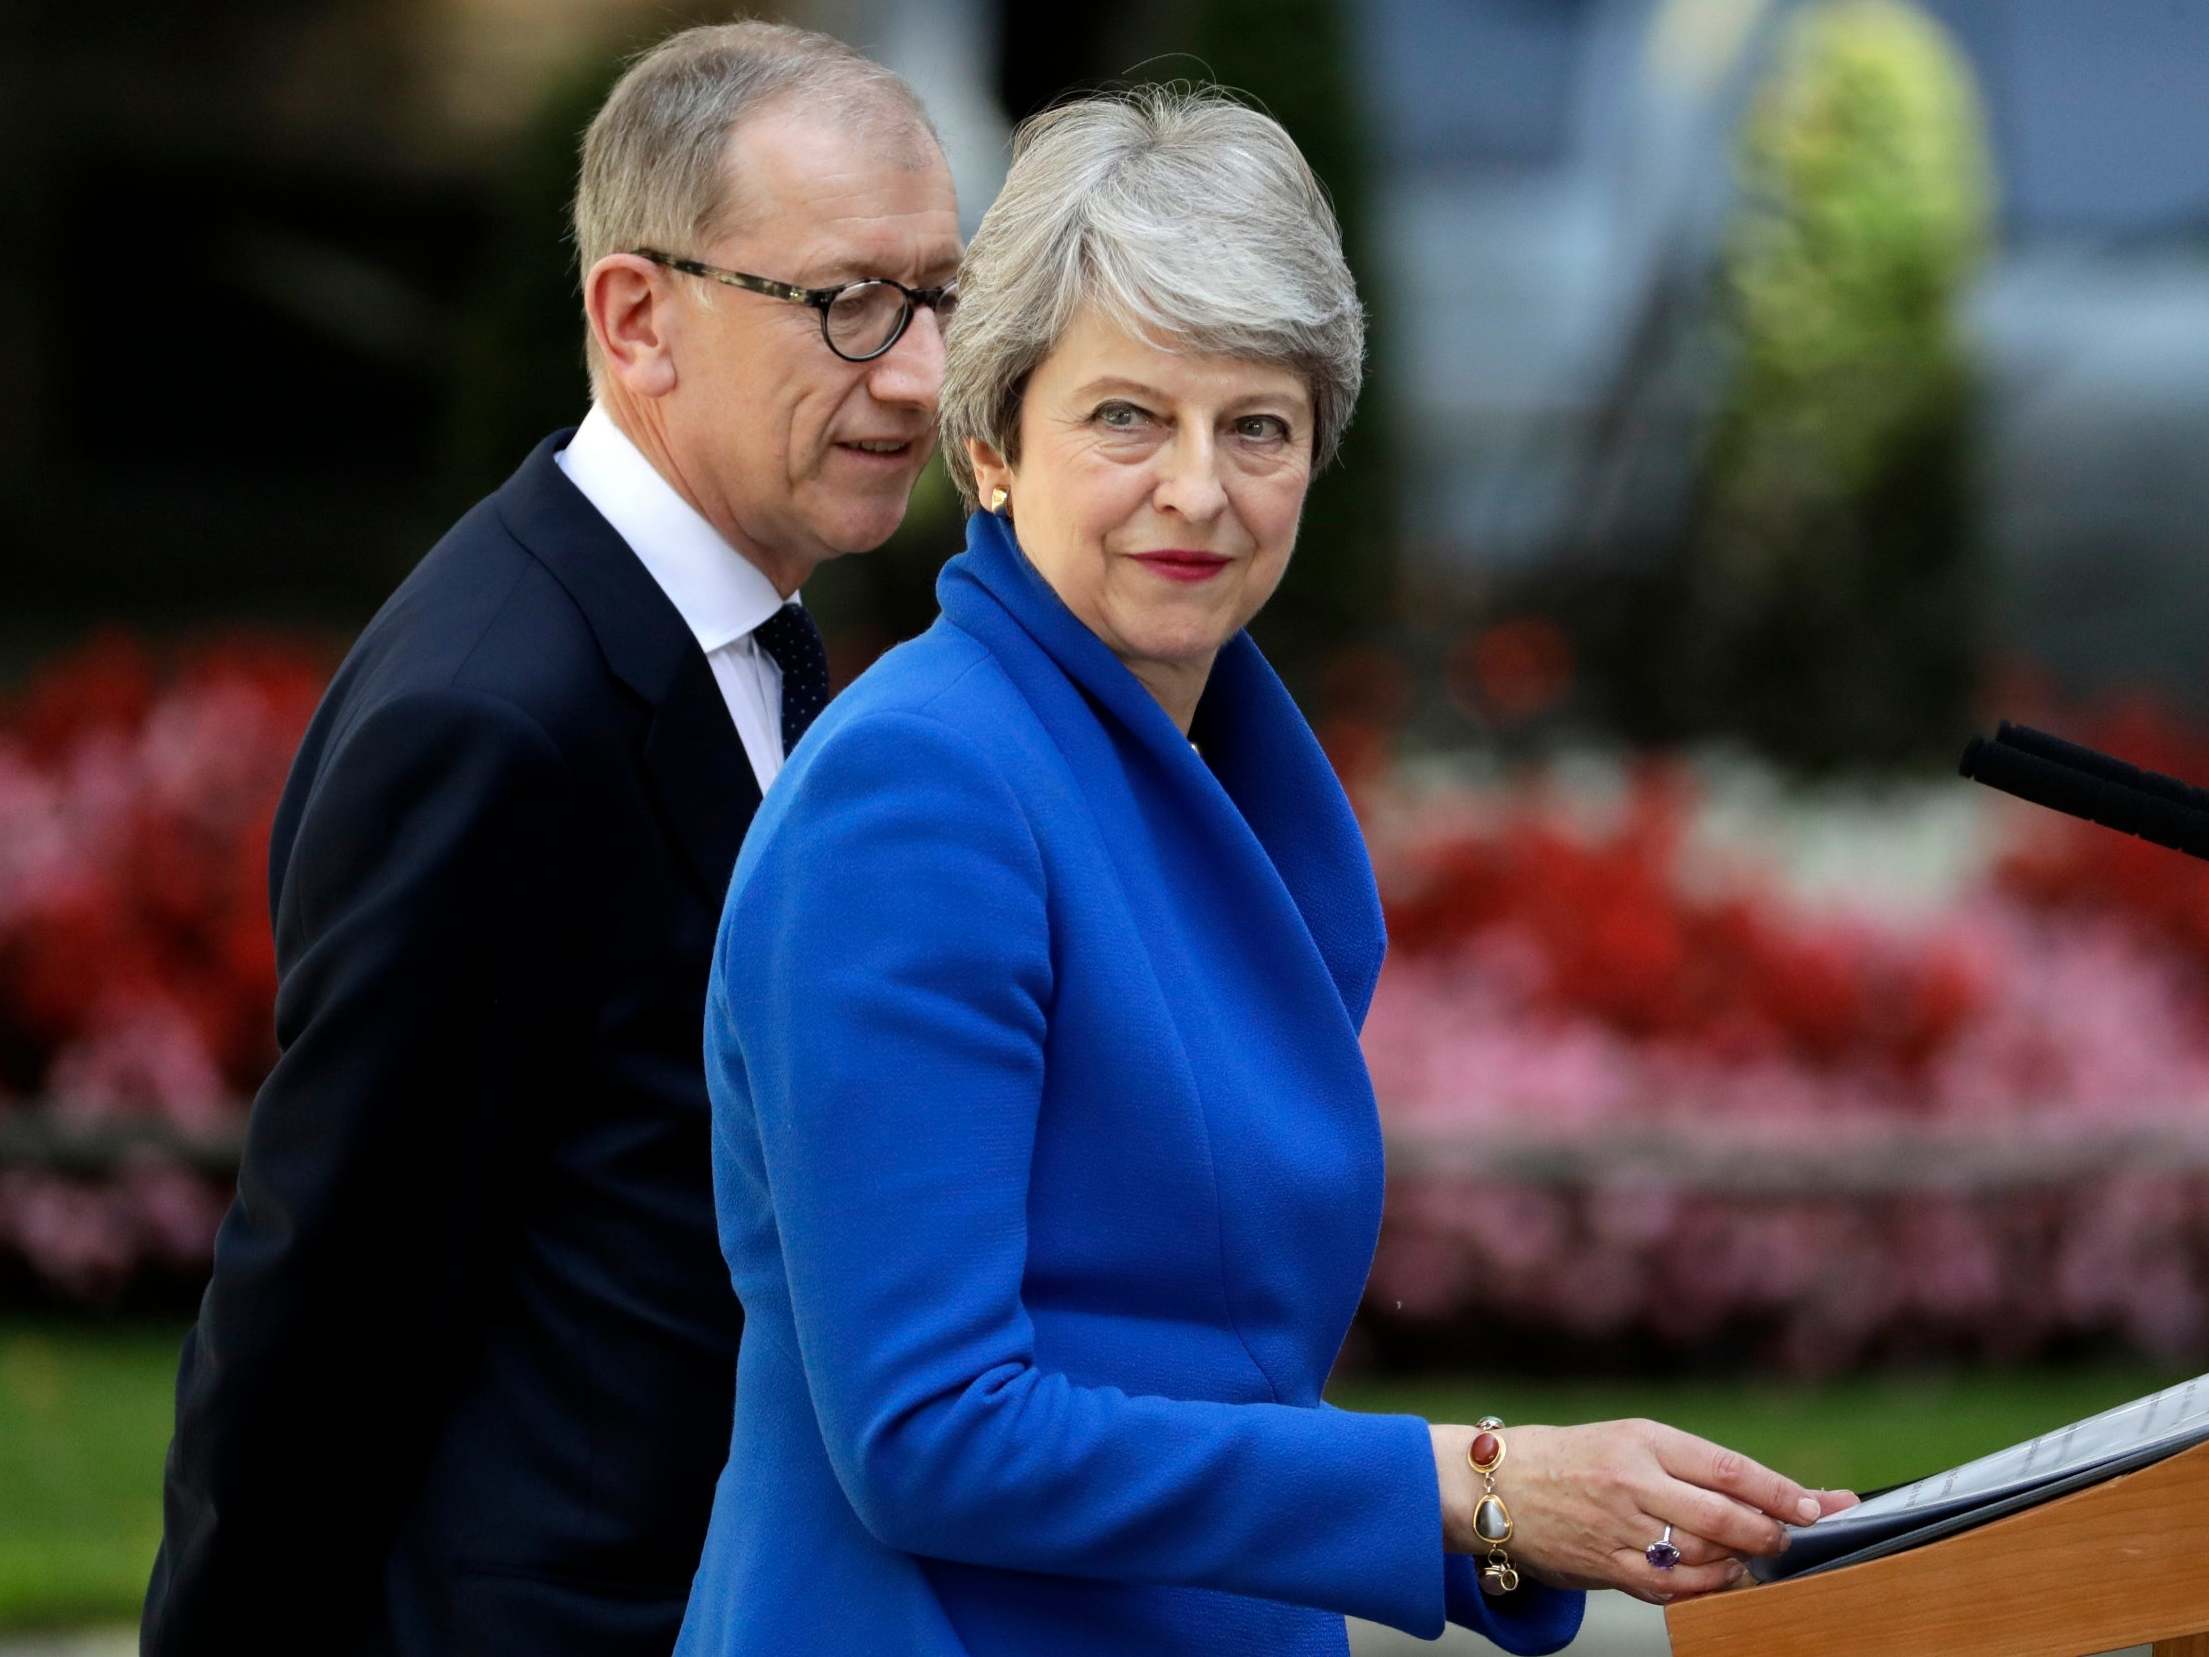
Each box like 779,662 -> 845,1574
1644,1524 -> 1681,1570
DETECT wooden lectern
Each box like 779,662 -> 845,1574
1665,1439 -> 2209,1657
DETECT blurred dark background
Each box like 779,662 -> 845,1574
7,0 -> 2208,763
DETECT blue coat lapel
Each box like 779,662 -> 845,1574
936,511 -> 1387,1028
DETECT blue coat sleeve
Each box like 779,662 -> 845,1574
1444,1554 -> 1585,1653
1309,1403 -> 1583,1652
722,708 -> 1487,1639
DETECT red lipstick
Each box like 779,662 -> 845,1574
1129,551 -> 1230,584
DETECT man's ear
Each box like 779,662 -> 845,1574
585,253 -> 680,399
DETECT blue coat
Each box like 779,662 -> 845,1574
678,511 -> 1584,1655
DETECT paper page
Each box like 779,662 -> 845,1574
1754,1372 -> 2209,1581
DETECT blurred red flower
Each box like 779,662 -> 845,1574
0,631 -> 327,1295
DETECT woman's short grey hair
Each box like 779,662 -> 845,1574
940,84 -> 1365,511
573,21 -> 939,387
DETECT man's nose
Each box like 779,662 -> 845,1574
866,305 -> 946,412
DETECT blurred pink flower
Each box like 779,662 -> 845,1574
0,633 -> 323,1297
46,996 -> 231,1134
1359,761 -> 2209,1373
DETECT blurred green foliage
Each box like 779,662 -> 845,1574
0,1325 -> 177,1629
1684,0 -> 1996,769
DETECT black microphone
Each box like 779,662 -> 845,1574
1958,730 -> 2209,862
1992,722 -> 2209,818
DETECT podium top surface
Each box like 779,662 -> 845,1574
1664,1438 -> 2209,1657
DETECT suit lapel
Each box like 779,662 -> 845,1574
494,430 -> 762,902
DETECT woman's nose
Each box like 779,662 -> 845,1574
1152,430 -> 1228,522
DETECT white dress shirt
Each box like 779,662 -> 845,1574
556,403 -> 796,795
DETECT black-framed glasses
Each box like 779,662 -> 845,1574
633,248 -> 957,363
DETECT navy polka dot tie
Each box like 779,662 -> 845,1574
753,602 -> 830,757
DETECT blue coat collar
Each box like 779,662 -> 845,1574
936,510 -> 1388,1026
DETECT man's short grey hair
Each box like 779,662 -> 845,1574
940,84 -> 1365,511
573,20 -> 941,389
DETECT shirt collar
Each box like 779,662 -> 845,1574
556,402 -> 790,654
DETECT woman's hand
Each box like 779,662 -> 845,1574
1430,1420 -> 1859,1605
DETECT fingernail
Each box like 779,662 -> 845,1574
1796,1497 -> 1820,1522
1727,1562 -> 1747,1585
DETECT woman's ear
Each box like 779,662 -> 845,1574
967,438 -> 1013,513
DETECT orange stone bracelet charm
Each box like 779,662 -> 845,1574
1468,1415 -> 1520,1595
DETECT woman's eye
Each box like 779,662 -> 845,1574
1235,414 -> 1290,442
1095,402 -> 1149,430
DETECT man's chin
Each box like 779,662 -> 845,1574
803,514 -> 896,562
809,488 -> 933,559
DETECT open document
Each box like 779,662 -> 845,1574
1752,1372 -> 2209,1582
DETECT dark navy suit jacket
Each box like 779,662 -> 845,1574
675,511 -> 1583,1655
145,433 -> 754,1655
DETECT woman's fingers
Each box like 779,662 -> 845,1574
1628,1513 -> 1734,1570
1652,1424 -> 1825,1524
1609,1548 -> 1744,1604
1665,1484 -> 1792,1557
1493,1420 -> 1837,1602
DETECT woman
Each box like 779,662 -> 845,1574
676,87 -> 1851,1656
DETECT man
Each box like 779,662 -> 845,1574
143,23 -> 959,1655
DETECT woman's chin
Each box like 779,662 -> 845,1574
1118,625 -> 1232,677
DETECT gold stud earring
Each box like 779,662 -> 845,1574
988,487 -> 1009,515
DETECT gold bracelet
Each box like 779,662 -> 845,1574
1468,1414 -> 1520,1595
